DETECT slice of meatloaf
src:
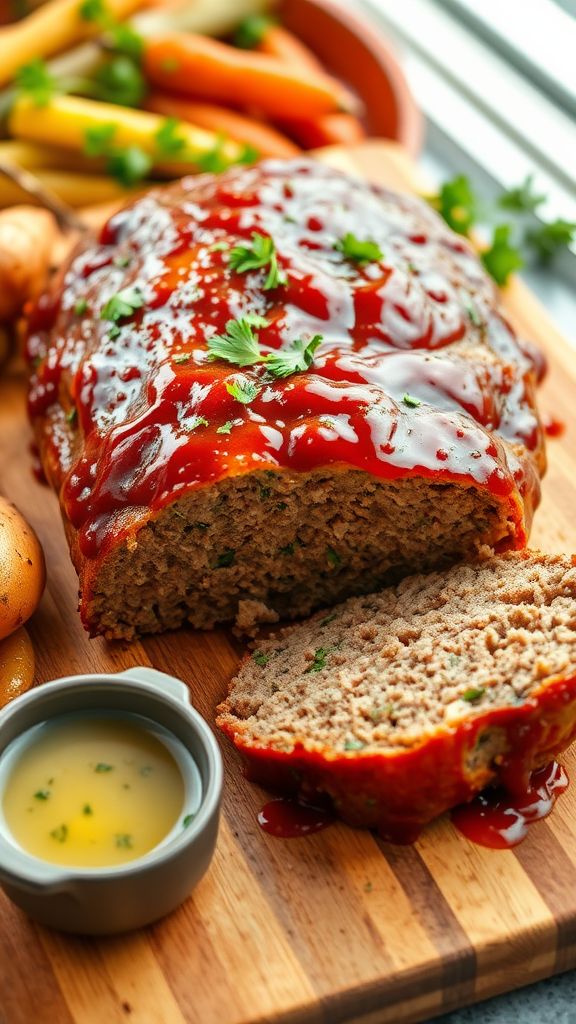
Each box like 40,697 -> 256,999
217,551 -> 576,840
26,158 -> 545,640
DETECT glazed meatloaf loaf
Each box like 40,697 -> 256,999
27,158 -> 545,640
217,551 -> 576,840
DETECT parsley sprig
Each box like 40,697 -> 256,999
100,286 -> 144,332
15,58 -> 58,107
207,316 -> 323,386
229,233 -> 287,289
265,335 -> 323,377
335,233 -> 384,264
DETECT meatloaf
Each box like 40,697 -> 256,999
217,551 -> 576,840
26,158 -> 545,640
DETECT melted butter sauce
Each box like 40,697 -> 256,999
26,159 -> 543,559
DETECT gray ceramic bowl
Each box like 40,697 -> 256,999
0,667 -> 222,935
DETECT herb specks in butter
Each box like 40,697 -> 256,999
94,763 -> 114,773
50,824 -> 68,843
115,833 -> 133,849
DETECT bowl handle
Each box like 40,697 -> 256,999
114,667 -> 191,706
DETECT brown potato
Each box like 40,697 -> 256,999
0,627 -> 35,708
0,496 -> 45,640
0,206 -> 57,322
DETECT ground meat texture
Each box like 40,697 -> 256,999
27,159 -> 544,639
217,552 -> 576,838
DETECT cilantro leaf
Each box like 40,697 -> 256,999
435,175 -> 477,235
229,233 -> 286,289
207,315 -> 267,367
216,420 -> 235,434
100,286 -> 144,323
107,145 -> 152,186
305,646 -> 335,673
234,14 -> 274,48
264,334 -> 322,378
83,122 -> 117,157
335,233 -> 383,264
498,175 -> 546,213
155,117 -> 186,156
15,58 -> 57,107
524,218 -> 576,264
481,224 -> 524,285
226,376 -> 260,405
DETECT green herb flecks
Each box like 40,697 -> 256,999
83,804 -> 93,816
335,233 -> 383,264
326,546 -> 341,567
155,117 -> 187,156
181,415 -> 209,432
183,813 -> 196,829
115,833 -> 133,849
461,687 -> 485,703
107,145 -> 152,187
498,175 -> 546,213
214,548 -> 236,568
15,58 -> 57,107
481,225 -> 524,286
100,286 -> 144,325
253,651 -> 269,667
525,218 -> 576,264
402,393 -> 421,409
305,647 -> 335,673
50,824 -> 68,843
229,233 -> 286,290
234,13 -> 274,48
74,298 -> 88,316
94,762 -> 114,773
208,315 -> 268,367
78,0 -> 107,21
320,613 -> 337,627
92,55 -> 147,108
265,334 -> 323,378
34,789 -> 50,801
226,375 -> 260,405
216,420 -> 235,434
173,353 -> 191,365
66,407 -> 77,425
344,737 -> 366,751
432,175 -> 477,236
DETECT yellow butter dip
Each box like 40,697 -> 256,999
2,717 -> 185,868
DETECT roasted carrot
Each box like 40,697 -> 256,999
239,21 -> 366,150
278,112 -> 366,149
142,34 -> 355,119
145,93 -> 300,159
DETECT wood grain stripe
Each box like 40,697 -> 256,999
0,897 -> 74,1024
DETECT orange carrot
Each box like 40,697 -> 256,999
256,25 -> 323,72
142,34 -> 355,119
278,112 -> 366,149
145,93 -> 301,159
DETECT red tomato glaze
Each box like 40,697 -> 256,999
258,798 -> 335,838
26,159 -> 543,561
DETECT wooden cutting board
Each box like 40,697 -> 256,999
1,140 -> 576,1024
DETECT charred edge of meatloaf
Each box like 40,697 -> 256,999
86,468 -> 517,640
217,551 -> 576,758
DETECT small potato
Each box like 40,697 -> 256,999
0,206 -> 58,322
0,496 -> 46,640
0,627 -> 35,708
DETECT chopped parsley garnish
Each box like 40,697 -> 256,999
92,55 -> 147,109
229,233 -> 286,290
364,880 -> 374,892
481,225 -> 524,286
83,122 -> 117,157
335,233 -> 383,264
498,175 -> 545,213
226,376 -> 260,405
465,301 -> 482,327
66,407 -> 77,425
183,813 -> 196,828
114,254 -> 131,268
50,824 -> 68,843
15,58 -> 57,107
207,315 -> 268,367
74,298 -> 88,316
215,548 -> 236,568
94,762 -> 114,773
34,789 -> 50,801
173,353 -> 191,365
369,705 -> 393,723
100,286 -> 144,324
320,612 -> 337,626
402,393 -> 421,408
253,651 -> 269,666
326,546 -> 341,567
78,0 -> 107,21
107,22 -> 145,62
433,175 -> 477,235
181,415 -> 208,432
279,542 -> 295,556
83,804 -> 93,815
305,647 -> 333,673
216,420 -> 235,434
115,833 -> 133,849
525,218 -> 576,264
140,765 -> 153,777
155,117 -> 187,156
461,687 -> 485,702
234,13 -> 274,48
107,145 -> 152,187
344,738 -> 366,751
197,135 -> 229,174
265,335 -> 323,378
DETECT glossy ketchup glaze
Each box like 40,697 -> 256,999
543,413 -> 566,439
26,159 -> 543,561
451,761 -> 568,849
258,798 -> 335,838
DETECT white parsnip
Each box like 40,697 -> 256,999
0,206 -> 57,320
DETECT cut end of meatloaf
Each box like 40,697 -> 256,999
85,468 -> 517,640
217,552 -> 576,837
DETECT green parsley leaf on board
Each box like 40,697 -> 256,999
498,175 -> 546,213
155,117 -> 187,156
234,14 -> 274,48
100,286 -> 144,324
525,218 -> 576,264
229,233 -> 286,290
264,334 -> 323,378
226,376 -> 260,405
107,145 -> 152,187
481,224 -> 524,286
335,233 -> 383,264
207,315 -> 268,367
15,58 -> 57,107
83,122 -> 117,157
435,175 -> 477,235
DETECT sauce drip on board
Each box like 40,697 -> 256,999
543,413 -> 566,439
26,159 -> 542,561
451,761 -> 568,849
257,797 -> 335,838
